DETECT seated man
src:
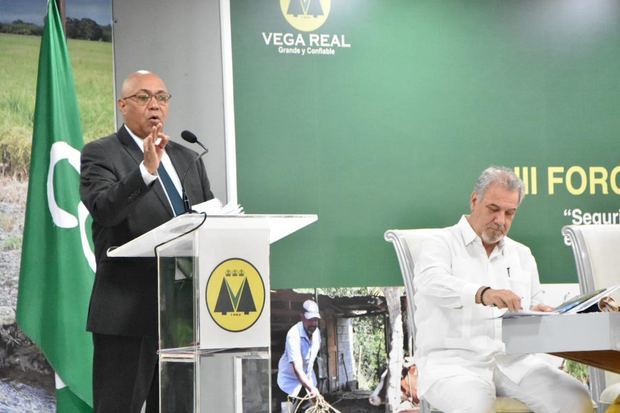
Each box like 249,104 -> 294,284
412,166 -> 591,413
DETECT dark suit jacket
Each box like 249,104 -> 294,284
80,125 -> 214,337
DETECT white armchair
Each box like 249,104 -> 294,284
562,224 -> 620,413
384,229 -> 533,413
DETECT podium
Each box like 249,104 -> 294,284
108,213 -> 318,412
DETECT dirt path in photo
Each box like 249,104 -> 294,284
0,176 -> 55,412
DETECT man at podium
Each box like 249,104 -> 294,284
80,70 -> 214,413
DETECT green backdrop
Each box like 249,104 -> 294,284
230,0 -> 620,288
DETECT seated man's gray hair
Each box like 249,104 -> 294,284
473,166 -> 524,204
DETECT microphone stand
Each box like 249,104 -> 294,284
179,130 -> 209,214
179,147 -> 208,214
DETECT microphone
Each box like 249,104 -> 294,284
178,130 -> 209,213
181,130 -> 209,154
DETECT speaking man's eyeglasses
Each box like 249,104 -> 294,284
123,92 -> 172,105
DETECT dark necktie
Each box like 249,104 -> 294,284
157,164 -> 185,216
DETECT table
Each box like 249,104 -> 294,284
502,312 -> 620,374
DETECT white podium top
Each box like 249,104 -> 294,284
107,213 -> 318,258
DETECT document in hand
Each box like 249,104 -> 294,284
501,284 -> 620,318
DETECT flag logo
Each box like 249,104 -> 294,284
206,258 -> 265,332
280,0 -> 331,32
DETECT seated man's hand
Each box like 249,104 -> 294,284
530,303 -> 554,312
482,289 -> 522,311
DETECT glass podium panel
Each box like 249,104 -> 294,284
159,256 -> 197,350
160,357 -> 194,413
238,355 -> 271,413
160,350 -> 270,413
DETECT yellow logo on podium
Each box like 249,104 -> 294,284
280,0 -> 331,32
206,258 -> 265,332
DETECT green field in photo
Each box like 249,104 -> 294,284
0,33 -> 115,178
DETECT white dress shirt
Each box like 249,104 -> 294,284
277,321 -> 321,396
412,216 -> 548,396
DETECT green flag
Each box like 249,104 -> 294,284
16,1 -> 95,411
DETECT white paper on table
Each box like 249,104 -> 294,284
499,309 -> 559,319
191,198 -> 244,215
